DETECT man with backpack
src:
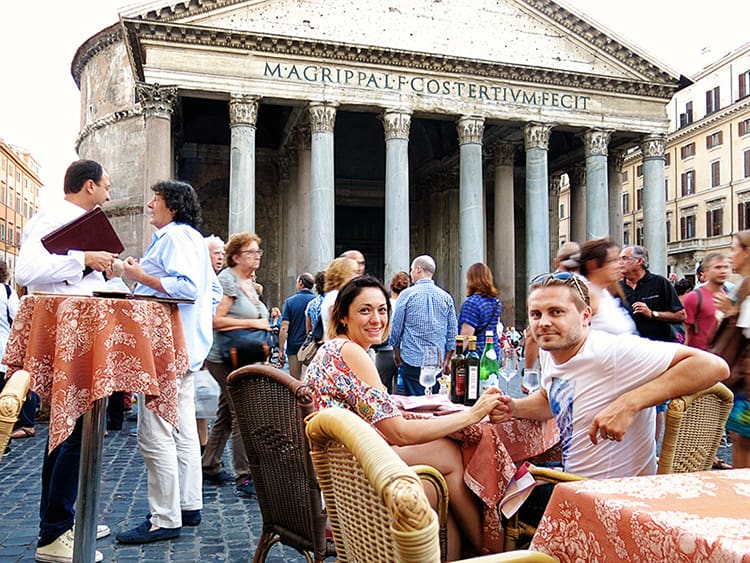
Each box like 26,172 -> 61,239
683,253 -> 730,350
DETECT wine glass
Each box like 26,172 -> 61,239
419,346 -> 441,396
522,369 -> 541,394
500,348 -> 517,395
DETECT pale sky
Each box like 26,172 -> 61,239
1,0 -> 747,205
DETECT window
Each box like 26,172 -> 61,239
681,170 -> 696,196
680,215 -> 696,239
739,201 -> 750,230
665,178 -> 669,201
16,229 -> 20,247
706,130 -> 723,149
740,118 -> 750,137
666,219 -> 672,243
622,170 -> 629,182
664,153 -> 671,167
681,143 -> 696,159
706,208 -> 723,237
16,195 -> 21,213
679,101 -> 693,127
636,164 -> 643,177
7,229 -> 13,246
637,188 -> 643,210
622,192 -> 630,214
711,161 -> 721,187
0,224 -> 4,242
745,149 -> 750,178
636,223 -> 644,246
706,86 -> 720,114
623,225 -> 631,245
740,69 -> 750,100
559,203 -> 565,219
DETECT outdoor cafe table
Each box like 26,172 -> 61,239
530,468 -> 750,562
3,294 -> 189,563
399,395 -> 561,552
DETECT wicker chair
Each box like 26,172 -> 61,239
0,370 -> 31,462
305,407 -> 558,563
657,382 -> 734,474
226,364 -> 335,563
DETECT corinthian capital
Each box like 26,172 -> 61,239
229,94 -> 259,126
489,142 -> 516,166
583,129 -> 612,157
640,134 -> 666,161
457,116 -> 485,145
609,149 -> 626,173
309,102 -> 338,133
136,82 -> 177,118
381,110 -> 412,141
524,122 -> 552,151
569,164 -> 586,187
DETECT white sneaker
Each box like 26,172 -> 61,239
35,529 -> 103,563
73,523 -> 111,540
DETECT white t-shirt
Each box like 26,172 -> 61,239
540,330 -> 679,479
589,285 -> 637,335
320,290 -> 338,339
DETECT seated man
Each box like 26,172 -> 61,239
491,272 -> 729,479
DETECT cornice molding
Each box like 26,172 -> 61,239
120,18 -> 680,99
75,108 -> 143,152
72,25 -> 122,87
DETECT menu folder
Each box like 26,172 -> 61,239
41,206 -> 124,276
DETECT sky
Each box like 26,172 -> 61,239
1,0 -> 748,206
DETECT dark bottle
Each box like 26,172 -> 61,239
450,336 -> 466,404
464,336 -> 480,406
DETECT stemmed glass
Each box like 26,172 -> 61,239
419,346 -> 441,396
499,347 -> 517,395
522,369 -> 541,394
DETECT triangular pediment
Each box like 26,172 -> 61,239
122,0 -> 679,86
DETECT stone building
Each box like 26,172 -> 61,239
0,138 -> 41,273
621,41 -> 750,283
72,0 -> 684,322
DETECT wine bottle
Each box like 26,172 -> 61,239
450,336 -> 466,404
464,336 -> 480,406
479,330 -> 499,394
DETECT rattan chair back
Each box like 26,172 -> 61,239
227,364 -> 334,563
658,382 -> 734,474
0,370 -> 31,462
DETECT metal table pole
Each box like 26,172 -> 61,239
72,397 -> 107,562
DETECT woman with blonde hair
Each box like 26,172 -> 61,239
319,256 -> 358,337
713,231 -> 750,468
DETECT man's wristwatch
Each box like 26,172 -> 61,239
653,310 -> 660,319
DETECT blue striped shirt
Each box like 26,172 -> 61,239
389,279 -> 458,366
458,294 -> 502,356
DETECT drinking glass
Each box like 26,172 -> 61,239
522,369 -> 541,394
500,350 -> 517,395
419,346 -> 441,396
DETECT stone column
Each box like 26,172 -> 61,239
381,110 -> 411,283
136,82 -> 177,252
457,115 -> 485,296
569,165 -> 586,244
491,142 -> 516,326
308,102 -> 338,273
279,152 -> 297,296
229,94 -> 259,235
584,129 -> 611,240
296,125 -> 312,275
608,149 -> 625,246
549,173 -> 563,259
524,123 -> 552,282
641,134 -> 667,275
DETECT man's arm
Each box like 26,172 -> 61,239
489,388 -> 553,423
278,319 -> 290,366
588,346 -> 728,443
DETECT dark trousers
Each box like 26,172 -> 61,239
38,417 -> 82,546
106,391 -> 125,430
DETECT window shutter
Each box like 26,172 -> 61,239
706,210 -> 711,238
680,216 -> 686,239
739,203 -> 745,231
740,72 -> 746,99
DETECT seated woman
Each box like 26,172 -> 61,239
306,276 -> 502,560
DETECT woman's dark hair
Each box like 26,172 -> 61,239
466,262 -> 498,298
313,271 -> 325,295
0,260 -> 9,284
674,278 -> 693,297
579,238 -> 618,277
63,160 -> 104,194
152,180 -> 204,231
390,271 -> 410,296
327,276 -> 392,340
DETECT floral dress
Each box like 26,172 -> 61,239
306,338 -> 401,425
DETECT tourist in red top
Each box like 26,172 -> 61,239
682,253 -> 730,350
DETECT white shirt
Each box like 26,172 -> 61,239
320,290 -> 338,339
0,285 -> 19,372
16,200 -> 106,295
540,330 -> 679,479
589,285 -> 637,335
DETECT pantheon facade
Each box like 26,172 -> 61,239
72,0 -> 685,322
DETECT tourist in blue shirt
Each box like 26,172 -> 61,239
118,180 -> 221,544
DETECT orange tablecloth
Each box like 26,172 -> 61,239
530,469 -> 750,562
454,417 -> 560,552
3,295 -> 189,452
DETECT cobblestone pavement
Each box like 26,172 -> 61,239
0,423 -> 309,562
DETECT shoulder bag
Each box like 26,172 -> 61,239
709,314 -> 747,392
217,328 -> 272,369
298,315 -> 324,364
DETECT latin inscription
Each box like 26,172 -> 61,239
264,62 -> 590,110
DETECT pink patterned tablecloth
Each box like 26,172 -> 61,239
3,295 -> 189,452
530,468 -> 750,562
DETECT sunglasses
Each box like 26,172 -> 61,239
531,272 -> 589,305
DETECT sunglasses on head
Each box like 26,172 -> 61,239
530,272 -> 589,305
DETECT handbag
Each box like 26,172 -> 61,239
298,315 -> 324,365
193,369 -> 220,418
217,329 -> 272,369
709,314 -> 747,391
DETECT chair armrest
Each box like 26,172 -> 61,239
411,464 -> 448,563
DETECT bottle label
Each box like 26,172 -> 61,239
455,367 -> 465,396
467,366 -> 479,399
